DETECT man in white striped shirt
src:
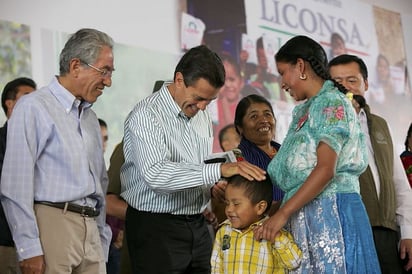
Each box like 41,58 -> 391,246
121,45 -> 267,274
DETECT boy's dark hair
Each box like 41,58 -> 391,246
227,175 -> 273,214
328,54 -> 369,80
1,77 -> 37,115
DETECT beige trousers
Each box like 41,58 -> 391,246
34,204 -> 105,274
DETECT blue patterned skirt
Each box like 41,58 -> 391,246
287,193 -> 381,273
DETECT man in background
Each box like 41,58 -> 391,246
0,77 -> 36,274
329,54 -> 412,273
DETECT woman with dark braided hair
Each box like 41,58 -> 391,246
253,35 -> 381,273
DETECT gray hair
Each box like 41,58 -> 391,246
59,28 -> 114,75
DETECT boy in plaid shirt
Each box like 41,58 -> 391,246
211,175 -> 301,274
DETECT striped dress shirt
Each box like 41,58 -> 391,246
0,77 -> 111,260
121,84 -> 221,214
211,217 -> 302,274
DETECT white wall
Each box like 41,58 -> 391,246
0,0 -> 184,87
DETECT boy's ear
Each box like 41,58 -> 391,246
256,200 -> 268,216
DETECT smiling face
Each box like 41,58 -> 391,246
329,61 -> 368,96
173,72 -> 219,118
276,60 -> 307,101
75,46 -> 114,103
225,184 -> 266,231
237,102 -> 276,146
220,60 -> 244,103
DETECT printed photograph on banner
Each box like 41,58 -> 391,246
369,6 -> 412,152
0,20 -> 32,125
181,12 -> 205,51
184,0 -> 410,151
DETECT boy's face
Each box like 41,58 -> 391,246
225,184 -> 265,231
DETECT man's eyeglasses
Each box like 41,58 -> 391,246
80,60 -> 113,78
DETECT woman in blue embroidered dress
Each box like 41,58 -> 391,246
254,35 -> 381,273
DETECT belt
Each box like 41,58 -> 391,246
175,214 -> 203,221
133,209 -> 203,222
35,201 -> 100,217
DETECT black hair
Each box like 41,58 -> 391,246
227,175 -> 273,214
234,94 -> 275,135
152,80 -> 165,93
98,118 -> 107,128
1,77 -> 37,115
405,122 -> 412,152
328,54 -> 369,80
174,45 -> 225,89
275,35 -> 347,94
353,94 -> 366,109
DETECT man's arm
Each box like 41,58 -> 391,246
106,141 -> 127,220
106,194 -> 127,220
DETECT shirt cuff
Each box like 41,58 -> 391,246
16,238 -> 43,261
202,163 -> 221,186
400,224 -> 412,240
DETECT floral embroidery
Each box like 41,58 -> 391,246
296,112 -> 309,131
323,105 -> 345,123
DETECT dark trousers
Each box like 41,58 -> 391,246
373,227 -> 409,274
126,207 -> 212,274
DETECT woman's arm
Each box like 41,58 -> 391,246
254,141 -> 337,242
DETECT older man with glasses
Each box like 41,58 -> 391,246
0,28 -> 114,274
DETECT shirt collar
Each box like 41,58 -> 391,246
49,76 -> 92,114
358,108 -> 367,121
159,83 -> 190,120
222,216 -> 269,234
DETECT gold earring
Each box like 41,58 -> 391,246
299,73 -> 307,80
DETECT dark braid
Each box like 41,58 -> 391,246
306,56 -> 347,94
306,56 -> 329,81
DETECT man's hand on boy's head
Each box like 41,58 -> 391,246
220,161 -> 266,181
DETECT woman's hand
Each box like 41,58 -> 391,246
253,208 -> 289,243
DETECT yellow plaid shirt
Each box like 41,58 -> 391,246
211,217 -> 302,274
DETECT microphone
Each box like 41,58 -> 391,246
204,148 -> 244,164
232,148 -> 244,162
